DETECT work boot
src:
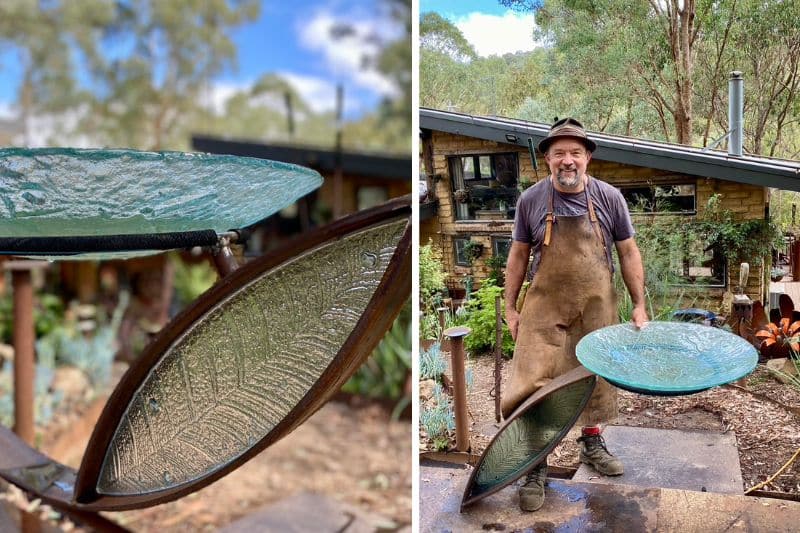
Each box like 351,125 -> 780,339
518,462 -> 547,511
577,430 -> 624,476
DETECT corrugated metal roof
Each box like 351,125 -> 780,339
420,108 -> 800,192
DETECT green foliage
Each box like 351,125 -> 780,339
420,342 -> 446,380
486,254 -> 506,286
461,279 -> 514,358
697,194 -> 783,267
36,295 -> 127,388
420,382 -> 454,451
420,12 -> 477,62
421,0 -> 800,158
171,255 -> 218,310
419,240 -> 447,311
0,291 -> 66,345
462,240 -> 484,266
342,301 -> 411,405
769,353 -> 800,393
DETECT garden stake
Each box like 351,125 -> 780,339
494,295 -> 502,423
7,260 -> 48,533
444,326 -> 471,452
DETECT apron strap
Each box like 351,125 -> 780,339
544,179 -> 555,246
585,179 -> 607,249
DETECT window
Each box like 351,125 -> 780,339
672,231 -> 726,286
454,237 -> 472,266
449,153 -> 519,220
636,222 -> 726,287
492,237 -> 512,265
621,184 -> 696,214
357,186 -> 389,210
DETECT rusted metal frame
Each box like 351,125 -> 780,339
0,426 -> 129,532
66,194 -> 411,510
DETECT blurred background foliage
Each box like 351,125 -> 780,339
0,0 -> 410,154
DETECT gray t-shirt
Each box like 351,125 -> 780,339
512,176 -> 634,277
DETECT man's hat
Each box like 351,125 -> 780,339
537,117 -> 597,154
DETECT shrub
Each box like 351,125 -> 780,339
420,383 -> 454,451
461,279 -> 514,358
420,342 -> 446,380
420,240 -> 446,312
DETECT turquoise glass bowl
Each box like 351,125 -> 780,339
576,321 -> 758,395
0,148 -> 322,239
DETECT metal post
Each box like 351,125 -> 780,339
444,326 -> 471,452
6,263 -> 46,444
6,261 -> 47,533
494,296 -> 502,423
729,71 -> 744,157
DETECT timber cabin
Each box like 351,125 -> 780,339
420,108 -> 800,309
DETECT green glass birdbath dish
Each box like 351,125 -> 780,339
0,147 -> 323,259
576,321 -> 758,396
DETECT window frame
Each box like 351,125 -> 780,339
448,152 -> 520,222
491,236 -> 512,266
453,237 -> 472,267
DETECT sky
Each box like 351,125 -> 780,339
0,0 -> 403,122
420,0 -> 539,57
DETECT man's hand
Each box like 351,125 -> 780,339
506,308 -> 521,341
631,305 -> 649,329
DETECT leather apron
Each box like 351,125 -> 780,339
502,177 -> 619,425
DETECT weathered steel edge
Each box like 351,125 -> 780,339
0,426 -> 129,531
420,108 -> 800,192
70,194 -> 412,510
459,366 -> 597,511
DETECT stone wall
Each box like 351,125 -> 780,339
422,130 -> 768,307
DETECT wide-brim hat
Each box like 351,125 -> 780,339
538,117 -> 597,154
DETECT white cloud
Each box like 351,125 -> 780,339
455,10 -> 539,57
297,9 -> 401,97
0,100 -> 14,119
200,81 -> 252,115
203,75 -> 363,118
278,72 -> 364,115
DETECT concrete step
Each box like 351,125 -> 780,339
573,425 -> 744,494
421,461 -> 800,532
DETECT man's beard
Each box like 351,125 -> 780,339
555,168 -> 582,189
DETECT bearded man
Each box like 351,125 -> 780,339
503,118 -> 648,512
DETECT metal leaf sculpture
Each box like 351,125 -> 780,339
0,196 -> 411,512
461,366 -> 595,510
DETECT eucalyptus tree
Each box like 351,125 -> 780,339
0,1 -> 112,145
78,0 -> 260,150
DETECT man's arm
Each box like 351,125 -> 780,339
504,241 -> 531,341
615,237 -> 648,328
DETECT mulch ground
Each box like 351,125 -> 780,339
1,371 -> 412,532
